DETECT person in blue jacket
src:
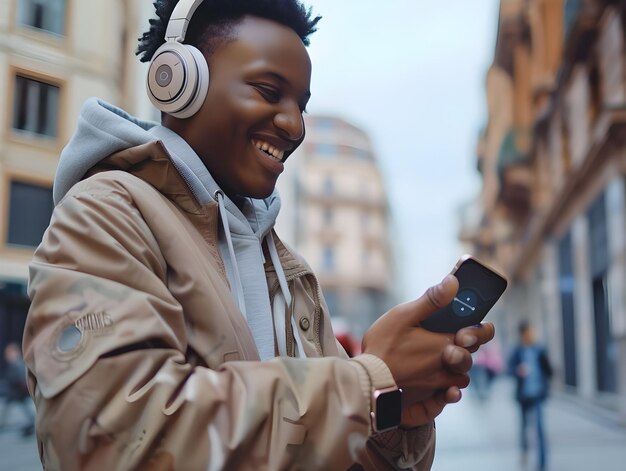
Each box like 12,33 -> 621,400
509,321 -> 553,471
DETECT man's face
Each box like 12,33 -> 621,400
176,16 -> 312,200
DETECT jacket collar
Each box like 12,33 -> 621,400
88,140 -> 210,216
91,141 -> 310,277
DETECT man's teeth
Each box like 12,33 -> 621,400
253,140 -> 284,161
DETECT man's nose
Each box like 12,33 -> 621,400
274,108 -> 305,141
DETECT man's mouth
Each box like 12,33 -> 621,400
252,139 -> 285,163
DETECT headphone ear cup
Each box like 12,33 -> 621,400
146,42 -> 209,119
179,45 -> 209,118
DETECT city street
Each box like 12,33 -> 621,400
435,379 -> 626,471
0,378 -> 625,470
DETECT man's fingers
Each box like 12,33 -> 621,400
400,387 -> 463,427
456,322 -> 495,351
424,275 -> 458,312
443,345 -> 473,374
443,386 -> 462,404
405,274 -> 458,325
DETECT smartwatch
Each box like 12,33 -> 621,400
371,386 -> 403,433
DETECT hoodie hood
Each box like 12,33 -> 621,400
54,98 -> 158,205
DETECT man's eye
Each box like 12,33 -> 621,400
256,85 -> 281,103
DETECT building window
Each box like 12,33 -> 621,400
558,231 -> 577,387
362,248 -> 370,267
360,182 -> 370,199
564,0 -> 582,38
7,180 -> 54,248
588,63 -> 602,125
323,176 -> 334,195
12,75 -> 60,138
323,288 -> 338,316
351,147 -> 370,160
560,116 -> 571,175
323,207 -> 333,225
322,246 -> 334,272
588,192 -> 609,276
18,0 -> 66,35
361,213 -> 369,231
315,144 -> 337,158
315,118 -> 335,132
586,192 -> 617,393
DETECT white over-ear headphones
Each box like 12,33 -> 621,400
146,0 -> 209,119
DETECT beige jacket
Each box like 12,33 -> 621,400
23,141 -> 435,470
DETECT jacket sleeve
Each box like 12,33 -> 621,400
23,180 -> 434,471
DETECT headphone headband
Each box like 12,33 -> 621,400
165,0 -> 206,42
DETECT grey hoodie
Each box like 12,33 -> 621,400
54,97 -> 297,360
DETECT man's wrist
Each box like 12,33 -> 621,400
351,354 -> 402,433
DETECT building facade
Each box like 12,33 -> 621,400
0,0 -> 155,369
462,0 -> 626,422
276,115 -> 396,338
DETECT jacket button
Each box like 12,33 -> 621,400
299,317 -> 310,331
57,325 -> 82,353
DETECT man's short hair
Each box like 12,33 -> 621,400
137,0 -> 321,63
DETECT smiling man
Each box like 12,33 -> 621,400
22,1 -> 494,470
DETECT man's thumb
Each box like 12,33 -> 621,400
411,274 -> 458,324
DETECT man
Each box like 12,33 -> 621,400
22,1 -> 494,469
509,321 -> 553,471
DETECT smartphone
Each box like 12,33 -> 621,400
421,255 -> 508,333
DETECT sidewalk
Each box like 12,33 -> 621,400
434,378 -> 626,471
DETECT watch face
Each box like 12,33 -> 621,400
376,389 -> 402,431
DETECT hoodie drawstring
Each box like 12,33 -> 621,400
215,190 -> 247,320
215,191 -> 306,358
267,231 -> 306,358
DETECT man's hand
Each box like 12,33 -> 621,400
361,274 -> 498,428
362,275 -> 472,426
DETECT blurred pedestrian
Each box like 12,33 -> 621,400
470,337 -> 504,401
508,321 -> 553,471
0,342 -> 34,437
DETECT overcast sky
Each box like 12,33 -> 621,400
299,0 -> 500,300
